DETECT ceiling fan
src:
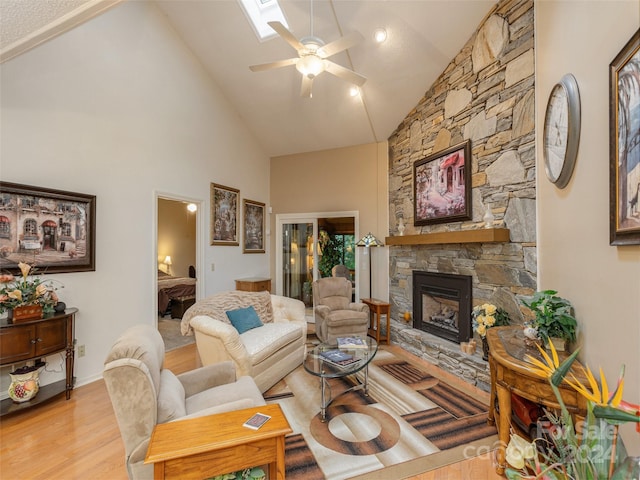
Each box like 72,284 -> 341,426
249,1 -> 366,98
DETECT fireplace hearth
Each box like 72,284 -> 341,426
412,271 -> 472,343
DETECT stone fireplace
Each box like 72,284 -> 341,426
383,0 -> 536,392
413,271 -> 472,344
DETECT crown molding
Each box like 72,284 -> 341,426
0,0 -> 123,64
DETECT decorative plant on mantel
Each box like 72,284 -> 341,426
521,290 -> 577,349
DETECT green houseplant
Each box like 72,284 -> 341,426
209,467 -> 265,480
521,290 -> 577,350
504,341 -> 640,479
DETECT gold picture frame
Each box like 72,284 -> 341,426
609,29 -> 640,245
242,199 -> 265,254
210,183 -> 239,246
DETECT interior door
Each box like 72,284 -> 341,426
277,218 -> 318,306
276,213 -> 358,306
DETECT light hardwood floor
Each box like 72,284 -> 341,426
0,343 -> 503,480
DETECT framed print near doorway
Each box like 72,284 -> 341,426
210,183 -> 239,246
0,181 -> 96,274
243,199 -> 265,254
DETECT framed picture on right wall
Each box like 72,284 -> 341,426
609,29 -> 640,246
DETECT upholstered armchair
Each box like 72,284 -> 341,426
332,264 -> 355,300
331,264 -> 351,280
313,276 -> 369,343
103,324 -> 265,480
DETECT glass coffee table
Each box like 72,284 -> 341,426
303,337 -> 378,421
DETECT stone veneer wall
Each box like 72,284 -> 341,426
386,0 -> 535,392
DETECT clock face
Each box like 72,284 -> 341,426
543,74 -> 581,189
544,85 -> 569,182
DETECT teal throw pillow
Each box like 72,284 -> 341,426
225,306 -> 263,334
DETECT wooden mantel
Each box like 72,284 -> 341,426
385,228 -> 510,246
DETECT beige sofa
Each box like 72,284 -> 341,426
181,290 -> 307,393
103,324 -> 265,480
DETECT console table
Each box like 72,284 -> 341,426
486,326 -> 588,475
145,403 -> 291,480
235,277 -> 271,293
0,308 -> 77,416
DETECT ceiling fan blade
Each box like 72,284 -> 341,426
317,32 -> 363,58
300,75 -> 313,98
249,58 -> 298,72
325,61 -> 367,87
267,21 -> 304,51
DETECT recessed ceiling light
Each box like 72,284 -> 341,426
349,86 -> 360,97
373,28 -> 387,43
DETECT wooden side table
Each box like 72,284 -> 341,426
145,403 -> 292,480
361,298 -> 391,344
486,327 -> 588,475
235,277 -> 271,293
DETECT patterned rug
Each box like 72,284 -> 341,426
264,347 -> 498,480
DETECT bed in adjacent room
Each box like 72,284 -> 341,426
157,270 -> 196,316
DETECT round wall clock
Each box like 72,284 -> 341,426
543,73 -> 581,189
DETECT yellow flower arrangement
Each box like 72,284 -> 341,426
471,303 -> 510,338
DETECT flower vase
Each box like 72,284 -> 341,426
483,203 -> 495,228
397,217 -> 405,236
548,337 -> 567,352
10,304 -> 43,324
481,337 -> 489,361
8,365 -> 44,403
611,456 -> 640,480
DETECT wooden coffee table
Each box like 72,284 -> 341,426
145,403 -> 292,479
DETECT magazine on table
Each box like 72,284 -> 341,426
243,412 -> 271,430
337,336 -> 368,349
319,349 -> 362,368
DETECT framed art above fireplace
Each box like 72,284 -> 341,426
414,141 -> 472,226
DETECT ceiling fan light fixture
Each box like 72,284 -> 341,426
296,54 -> 325,78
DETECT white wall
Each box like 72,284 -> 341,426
270,142 -> 389,301
536,1 -> 640,453
0,1 -> 270,388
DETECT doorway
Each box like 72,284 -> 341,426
155,194 -> 202,351
275,212 -> 358,307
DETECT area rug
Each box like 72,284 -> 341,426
264,347 -> 498,480
158,317 -> 195,351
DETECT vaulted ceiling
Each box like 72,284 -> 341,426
0,0 -> 496,157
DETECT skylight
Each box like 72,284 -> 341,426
238,0 -> 289,42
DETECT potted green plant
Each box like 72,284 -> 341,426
209,467 -> 265,480
521,290 -> 577,351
